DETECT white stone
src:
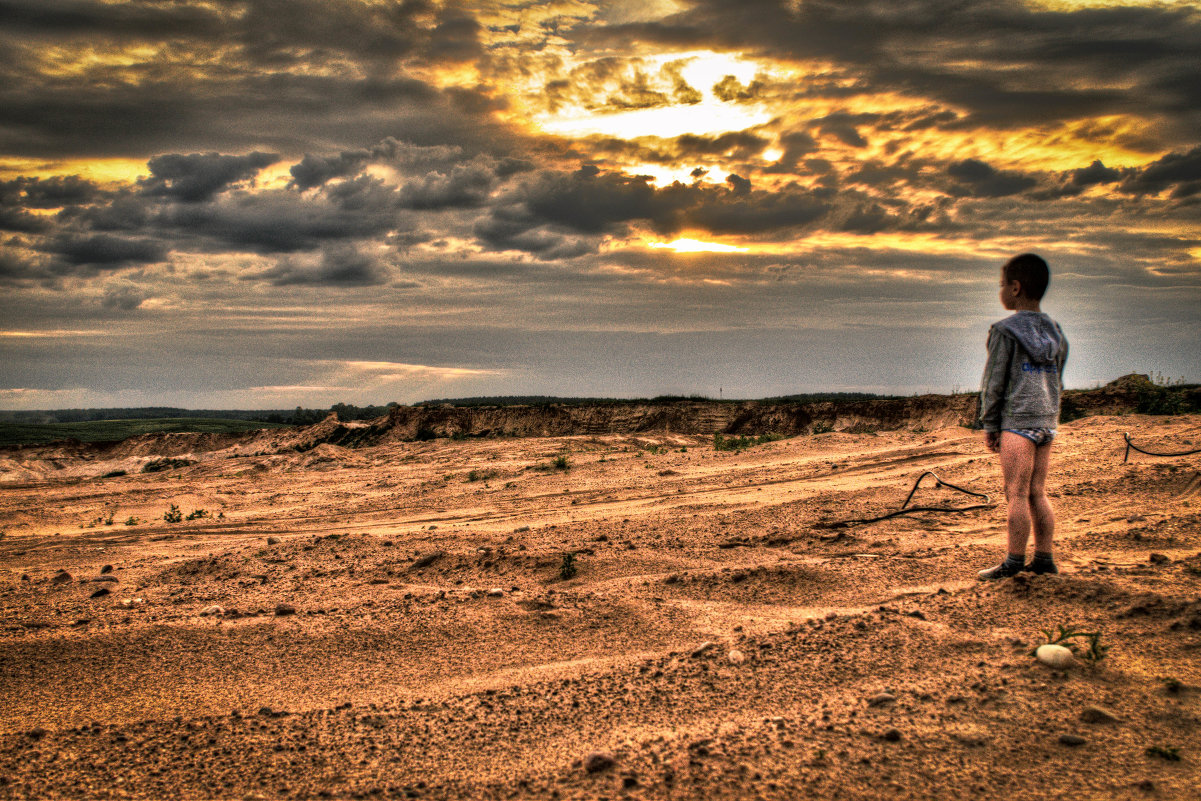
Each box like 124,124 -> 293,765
727,649 -> 746,665
1035,643 -> 1074,669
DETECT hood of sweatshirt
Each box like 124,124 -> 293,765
993,311 -> 1065,364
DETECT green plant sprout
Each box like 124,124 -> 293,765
559,551 -> 578,580
1031,624 -> 1108,662
163,504 -> 183,523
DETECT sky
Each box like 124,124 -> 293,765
1,0 -> 1199,410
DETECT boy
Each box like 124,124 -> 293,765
977,253 -> 1069,580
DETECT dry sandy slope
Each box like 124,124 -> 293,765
0,414 -> 1199,799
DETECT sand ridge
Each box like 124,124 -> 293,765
0,413 -> 1199,799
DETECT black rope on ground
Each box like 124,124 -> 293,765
819,471 -> 994,529
1123,432 -> 1201,463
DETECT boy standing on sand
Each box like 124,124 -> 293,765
977,253 -> 1069,580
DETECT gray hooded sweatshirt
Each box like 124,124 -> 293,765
978,311 -> 1068,432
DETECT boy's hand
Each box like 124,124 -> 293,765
984,431 -> 1000,452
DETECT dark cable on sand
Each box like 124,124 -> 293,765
820,471 -> 993,528
1122,432 -> 1201,463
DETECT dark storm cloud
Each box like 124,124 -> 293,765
398,164 -> 499,210
0,0 -> 514,159
591,0 -> 1201,139
140,152 -> 280,203
289,151 -> 373,191
258,245 -> 388,287
947,158 -> 1038,198
155,184 -> 405,254
40,232 -> 167,268
478,166 -> 836,246
1120,145 -> 1201,198
3,175 -> 102,208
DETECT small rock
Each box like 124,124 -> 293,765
118,598 -> 144,608
89,587 -> 110,599
411,550 -> 445,569
727,649 -> 746,665
1079,706 -> 1119,724
266,537 -> 279,545
1035,643 -> 1074,669
868,692 -> 896,707
514,525 -> 530,533
487,588 -> 504,598
1149,553 -> 1169,564
274,603 -> 296,616
200,605 -> 225,617
690,641 -> 718,658
50,570 -> 72,585
880,728 -> 902,742
583,750 -> 616,773
20,574 -> 30,582
950,726 -> 990,746
100,564 -> 113,574
1058,733 -> 1086,746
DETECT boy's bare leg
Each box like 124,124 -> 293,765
999,432 -> 1037,557
1028,440 -> 1055,554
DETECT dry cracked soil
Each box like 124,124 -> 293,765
1,413 -> 1199,799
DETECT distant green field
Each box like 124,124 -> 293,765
0,418 -> 292,447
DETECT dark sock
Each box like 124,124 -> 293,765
1003,554 -> 1025,570
1029,551 -> 1057,574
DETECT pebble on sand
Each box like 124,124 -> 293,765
1035,644 -> 1074,669
583,751 -> 616,773
266,537 -> 279,545
51,570 -> 73,585
200,605 -> 225,617
1058,734 -> 1087,746
868,692 -> 897,707
1080,706 -> 1120,724
881,728 -> 902,742
100,564 -> 113,574
727,649 -> 746,665
690,641 -> 718,658
275,603 -> 297,616
89,587 -> 110,599
487,588 -> 504,598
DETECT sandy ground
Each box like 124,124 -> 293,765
0,413 -> 1199,799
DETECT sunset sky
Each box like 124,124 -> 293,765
2,0 -> 1199,409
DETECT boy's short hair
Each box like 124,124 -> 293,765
1003,253 -> 1049,300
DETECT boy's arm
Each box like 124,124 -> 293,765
978,327 -> 1012,434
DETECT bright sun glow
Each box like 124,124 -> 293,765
536,50 -> 777,139
650,238 -> 749,253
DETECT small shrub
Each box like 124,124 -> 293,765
559,551 -> 578,580
163,504 -> 183,523
1145,745 -> 1181,761
1135,385 -> 1187,415
466,469 -> 497,482
1059,394 -> 1085,423
811,421 -> 835,434
123,516 -> 140,526
414,426 -> 437,441
713,433 -> 784,452
1031,624 -> 1107,662
553,455 -> 570,470
185,509 -> 210,521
